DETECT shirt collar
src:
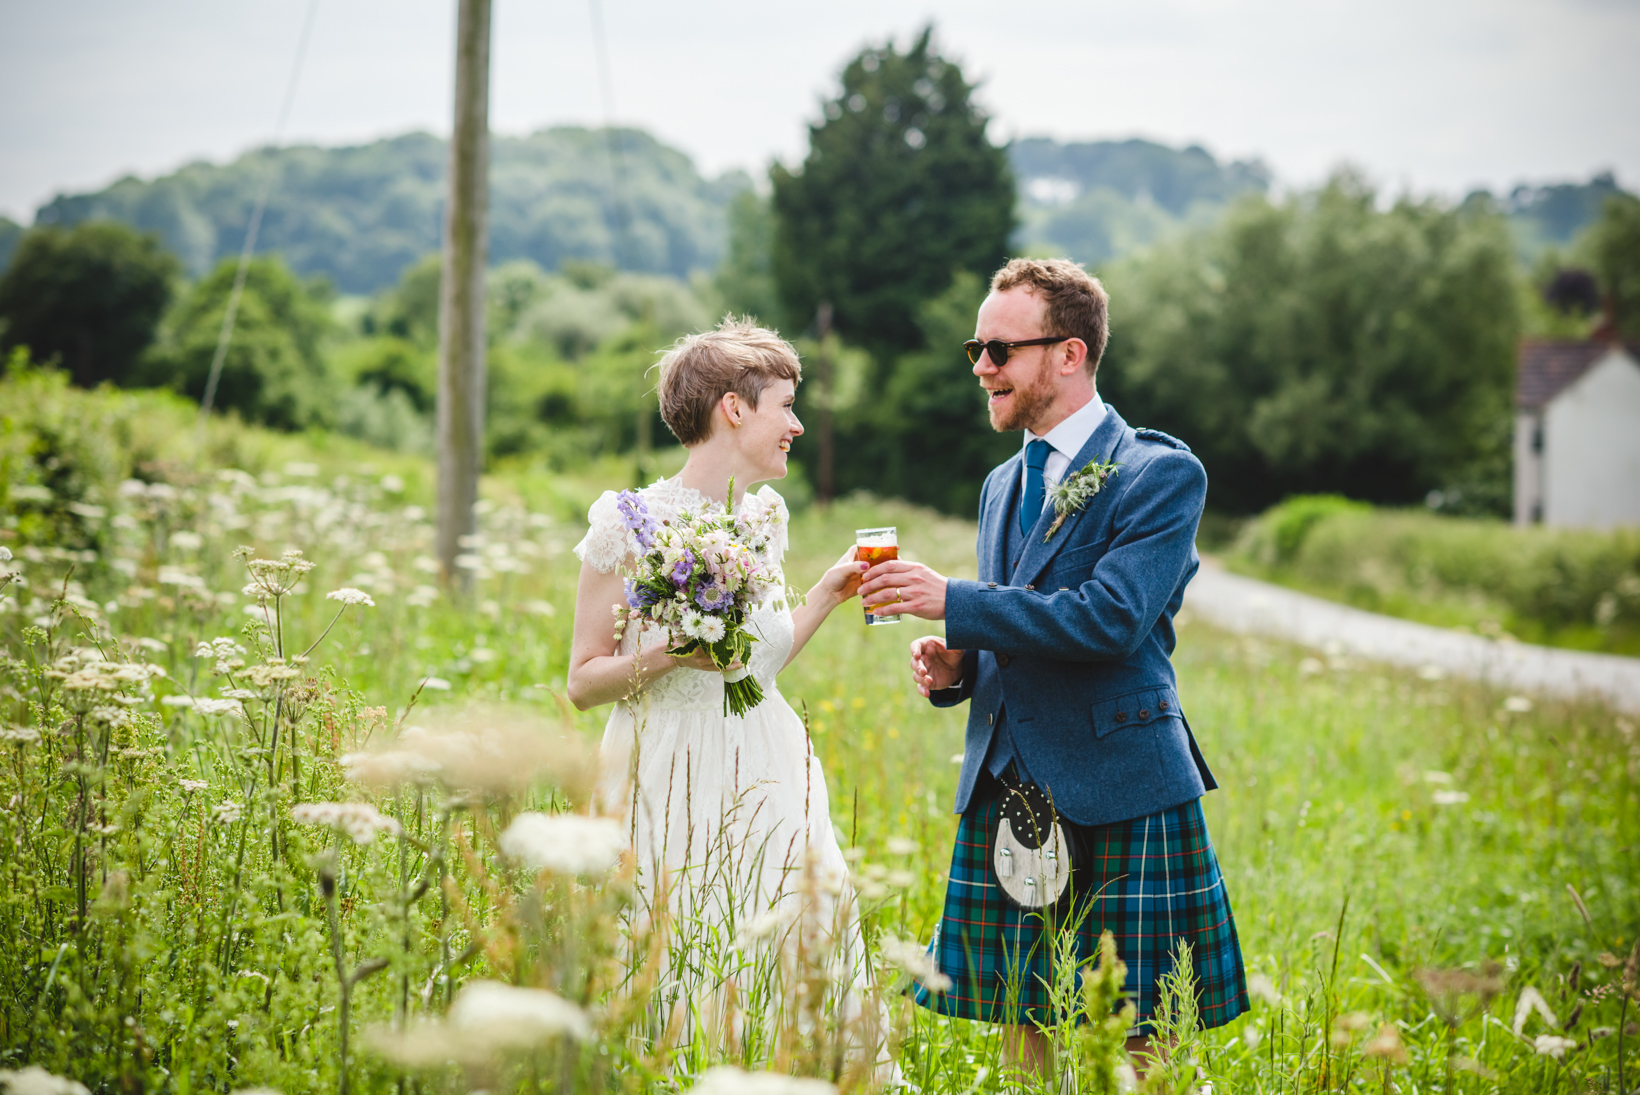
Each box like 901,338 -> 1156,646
1025,395 -> 1105,462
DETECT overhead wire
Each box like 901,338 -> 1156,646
197,0 -> 323,423
586,0 -> 635,270
586,0 -> 653,484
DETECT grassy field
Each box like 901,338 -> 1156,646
2,374 -> 1637,1092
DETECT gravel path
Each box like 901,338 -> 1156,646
1183,559 -> 1640,714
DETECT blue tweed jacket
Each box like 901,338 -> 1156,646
932,403 -> 1217,827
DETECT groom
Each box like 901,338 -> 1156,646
859,258 -> 1248,1069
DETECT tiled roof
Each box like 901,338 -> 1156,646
1517,340 -> 1640,410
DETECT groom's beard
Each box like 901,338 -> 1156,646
986,359 -> 1056,433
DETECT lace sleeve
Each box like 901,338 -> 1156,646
573,491 -> 630,574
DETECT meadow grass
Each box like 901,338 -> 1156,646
1,375 -> 1636,1092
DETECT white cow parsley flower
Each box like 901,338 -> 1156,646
447,980 -> 593,1044
499,813 -> 624,875
0,1066 -> 92,1095
290,802 -> 403,845
693,1065 -> 836,1095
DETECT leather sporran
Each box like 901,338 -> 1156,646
990,772 -> 1073,909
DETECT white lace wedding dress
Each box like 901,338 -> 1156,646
576,478 -> 890,1072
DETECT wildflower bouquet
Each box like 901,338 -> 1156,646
613,481 -> 781,716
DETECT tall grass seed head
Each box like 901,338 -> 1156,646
1362,1023 -> 1409,1065
1533,1034 -> 1579,1058
356,712 -> 598,800
877,936 -> 952,994
341,748 -> 442,787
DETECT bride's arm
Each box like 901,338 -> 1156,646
783,547 -> 866,669
566,558 -> 718,710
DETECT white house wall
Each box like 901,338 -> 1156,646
1543,350 -> 1640,528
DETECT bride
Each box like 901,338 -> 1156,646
566,318 -> 885,1071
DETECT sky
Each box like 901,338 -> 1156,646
2,0 -> 1638,222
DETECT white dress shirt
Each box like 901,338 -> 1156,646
1021,395 -> 1106,500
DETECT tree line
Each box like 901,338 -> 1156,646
2,25 -> 1637,518
30,128 -> 748,293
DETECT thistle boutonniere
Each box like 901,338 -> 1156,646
1043,458 -> 1120,542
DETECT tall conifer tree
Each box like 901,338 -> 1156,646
771,27 -> 1013,360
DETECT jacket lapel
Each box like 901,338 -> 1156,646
981,452 -> 1023,584
1014,405 -> 1129,589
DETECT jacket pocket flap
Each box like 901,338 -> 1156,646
1091,687 -> 1182,739
1046,539 -> 1108,576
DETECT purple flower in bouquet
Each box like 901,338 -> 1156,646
625,580 -> 657,610
616,490 -> 660,549
669,550 -> 695,587
695,583 -> 732,611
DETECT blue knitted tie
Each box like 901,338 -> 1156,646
1020,439 -> 1051,537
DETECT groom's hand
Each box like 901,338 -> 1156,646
860,560 -> 948,620
910,636 -> 964,698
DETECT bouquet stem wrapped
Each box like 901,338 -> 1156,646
613,479 -> 779,717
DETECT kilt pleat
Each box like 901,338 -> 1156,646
912,784 -> 1249,1034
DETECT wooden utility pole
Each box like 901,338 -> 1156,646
815,302 -> 835,504
435,0 -> 492,587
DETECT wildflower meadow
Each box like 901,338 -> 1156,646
1,368 -> 1637,1093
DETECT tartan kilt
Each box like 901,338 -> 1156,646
912,779 -> 1248,1034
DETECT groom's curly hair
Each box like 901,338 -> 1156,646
991,258 -> 1110,379
656,316 -> 802,446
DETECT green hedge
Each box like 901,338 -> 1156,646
1229,495 -> 1640,654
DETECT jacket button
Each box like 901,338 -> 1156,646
996,653 -> 1011,668
1025,584 -> 1035,591
988,712 -> 994,725
1159,700 -> 1169,711
1139,708 -> 1150,720
987,582 -> 997,589
1115,711 -> 1127,722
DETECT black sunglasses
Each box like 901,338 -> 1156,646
963,336 -> 1070,366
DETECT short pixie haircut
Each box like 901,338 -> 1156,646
990,258 -> 1110,379
656,317 -> 802,446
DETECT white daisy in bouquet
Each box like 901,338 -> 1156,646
613,479 -> 783,716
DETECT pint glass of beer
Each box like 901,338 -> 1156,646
856,526 -> 901,625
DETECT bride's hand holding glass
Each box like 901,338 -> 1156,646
812,544 -> 866,607
779,544 -> 865,670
